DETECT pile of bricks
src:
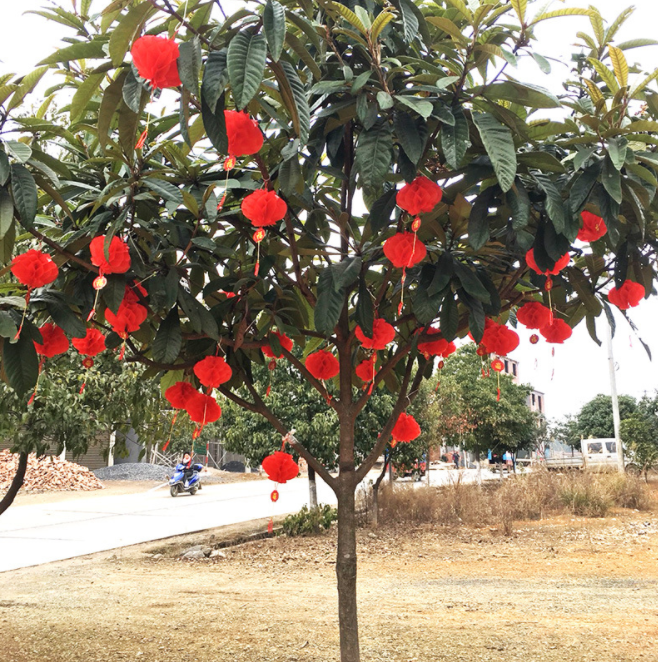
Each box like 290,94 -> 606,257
0,450 -> 104,493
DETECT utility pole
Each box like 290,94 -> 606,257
606,317 -> 625,473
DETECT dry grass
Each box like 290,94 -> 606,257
373,470 -> 654,534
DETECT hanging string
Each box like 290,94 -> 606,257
14,289 -> 31,340
28,356 -> 46,406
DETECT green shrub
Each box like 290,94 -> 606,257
282,504 -> 338,537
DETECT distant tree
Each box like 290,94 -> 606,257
550,415 -> 580,449
575,394 -> 637,439
620,392 -> 658,479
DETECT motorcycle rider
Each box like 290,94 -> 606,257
181,451 -> 194,486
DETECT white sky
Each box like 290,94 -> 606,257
1,0 -> 657,420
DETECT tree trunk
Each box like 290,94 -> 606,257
0,451 -> 28,517
308,466 -> 318,509
336,480 -> 360,662
371,487 -> 378,527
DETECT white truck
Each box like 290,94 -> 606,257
544,438 -> 620,471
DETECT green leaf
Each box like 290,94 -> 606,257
264,0 -> 286,62
122,69 -> 146,114
393,112 -> 426,165
315,267 -> 345,335
601,155 -> 622,204
227,32 -> 267,110
428,252 -> 453,297
461,291 -> 485,343
46,297 -> 86,338
377,91 -> 394,109
395,95 -> 433,119
510,0 -> 527,23
152,308 -> 182,364
414,270 -> 444,325
531,8 -> 597,26
71,73 -> 103,123
201,50 -> 228,114
480,81 -> 560,109
441,107 -> 469,170
329,1 -> 368,34
0,152 -> 9,186
517,151 -> 566,173
473,113 -> 517,193
38,40 -> 107,66
0,221 -> 15,265
534,174 -> 565,234
426,16 -> 469,46
143,177 -> 183,204
333,256 -> 362,290
368,188 -> 398,234
3,333 -> 38,396
103,275 -> 126,315
98,70 -> 127,150
507,179 -> 531,230
201,92 -> 228,153
0,312 -> 17,339
440,293 -> 458,342
0,187 -> 13,240
356,278 -> 374,336
371,10 -> 394,42
532,53 -> 551,74
178,37 -> 202,95
10,164 -> 37,229
566,267 -> 602,316
109,1 -> 153,67
469,187 -> 495,250
280,61 -> 311,145
453,262 -> 491,304
570,162 -> 601,213
607,137 -> 628,172
355,120 -> 393,188
5,141 -> 32,163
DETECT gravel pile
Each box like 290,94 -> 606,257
93,463 -> 172,482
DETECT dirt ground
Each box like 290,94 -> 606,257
2,501 -> 658,662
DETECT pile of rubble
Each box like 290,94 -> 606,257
0,450 -> 104,493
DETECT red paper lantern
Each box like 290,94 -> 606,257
72,328 -> 106,357
11,250 -> 58,289
105,301 -> 147,338
526,249 -> 570,276
263,332 -> 294,359
262,451 -> 299,483
90,236 -> 131,274
185,392 -> 222,425
577,211 -> 607,242
480,320 -> 519,356
355,356 -> 375,383
396,176 -> 443,217
608,280 -> 645,310
123,282 -> 148,305
418,327 -> 456,358
241,189 -> 287,227
539,318 -> 572,344
516,302 -> 552,329
383,232 -> 427,268
34,324 -> 69,358
392,412 -> 421,443
165,381 -> 197,409
193,355 -> 233,388
225,110 -> 264,157
131,35 -> 181,89
355,318 -> 396,350
491,358 -> 504,373
306,350 -> 340,381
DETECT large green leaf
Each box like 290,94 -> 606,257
178,37 -> 202,95
201,50 -> 227,113
45,297 -> 86,338
453,262 -> 491,303
264,0 -> 286,62
399,0 -> 419,43
315,267 -> 345,335
10,164 -> 37,229
473,113 -> 517,193
393,112 -> 427,165
368,188 -> 398,234
507,179 -> 530,230
3,333 -> 39,397
38,40 -> 107,66
356,277 -> 374,336
108,1 -> 153,67
414,265 -> 444,324
481,81 -> 560,109
440,293 -> 459,342
143,177 -> 183,204
227,32 -> 267,110
355,120 -> 393,188
534,174 -> 566,234
70,73 -> 104,123
601,155 -> 622,204
98,70 -> 128,150
201,92 -> 228,154
152,308 -> 182,364
0,187 -> 13,240
441,107 -> 469,170
280,61 -> 311,145
469,187 -> 495,250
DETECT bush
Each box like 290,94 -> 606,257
282,504 -> 337,537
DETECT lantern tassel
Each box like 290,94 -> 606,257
118,338 -> 127,361
135,91 -> 154,150
28,357 -> 46,406
545,277 -> 554,324
497,373 -> 501,402
398,269 -> 407,316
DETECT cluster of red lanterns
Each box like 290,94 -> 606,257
354,318 -> 396,392
417,327 -> 456,360
608,280 -> 645,310
478,319 -> 520,356
516,301 -> 572,344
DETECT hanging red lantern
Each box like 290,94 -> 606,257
491,358 -> 505,401
34,323 -> 69,358
193,355 -> 233,389
384,232 -> 427,269
241,189 -> 287,227
525,249 -> 570,276
270,489 -> 279,502
418,327 -> 456,358
130,35 -> 181,90
165,381 -> 197,409
530,334 -> 540,345
539,318 -> 572,344
72,328 -> 106,358
105,301 -> 147,337
577,211 -> 607,242
262,451 -> 299,483
480,320 -> 519,356
391,412 -> 421,443
123,282 -> 148,305
11,250 -> 59,289
263,331 -> 294,359
185,392 -> 222,425
355,356 -> 376,384
355,318 -> 396,350
516,302 -> 552,329
225,110 -> 264,157
90,236 -> 131,275
476,344 -> 488,357
396,176 -> 443,217
608,280 -> 645,310
306,349 -> 340,381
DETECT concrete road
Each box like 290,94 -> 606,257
0,476 -> 335,573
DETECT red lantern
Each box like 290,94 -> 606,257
525,249 -> 570,276
270,489 -> 279,502
90,236 -> 131,275
34,324 -> 69,358
306,350 -> 340,381
11,250 -> 58,289
165,381 -> 197,409
72,328 -> 106,357
123,282 -> 148,305
491,358 -> 504,372
530,334 -> 540,345
263,332 -> 294,359
539,319 -> 572,344
262,451 -> 299,483
131,35 -> 181,90
383,232 -> 427,269
225,110 -> 264,157
105,301 -> 147,338
391,412 -> 421,443
516,302 -> 552,330
185,392 -> 222,425
355,318 -> 396,350
577,211 -> 607,242
480,320 -> 519,356
396,176 -> 443,217
193,356 -> 232,389
608,280 -> 645,310
241,189 -> 287,227
355,356 -> 376,383
418,327 -> 456,358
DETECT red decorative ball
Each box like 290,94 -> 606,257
34,324 -> 69,358
11,250 -> 58,289
253,229 -> 266,243
263,331 -> 294,359
491,358 -> 505,373
418,327 -> 456,358
476,344 -> 488,357
262,451 -> 299,484
526,249 -> 570,276
608,280 -> 645,310
355,356 -> 375,383
193,356 -> 232,389
305,350 -> 340,381
438,360 -> 445,370
391,412 -> 421,443
93,275 -> 107,290
81,357 -> 94,369
577,211 -> 607,242
105,301 -> 147,337
530,334 -> 540,345
90,236 -> 131,274
241,189 -> 288,227
396,176 -> 443,216
355,318 -> 396,350
72,328 -> 106,357
225,110 -> 264,157
165,381 -> 197,410
185,392 -> 222,424
516,302 -> 552,330
131,35 -> 181,89
270,489 -> 279,502
479,319 -> 519,356
539,319 -> 572,344
383,232 -> 427,269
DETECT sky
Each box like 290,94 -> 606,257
1,0 -> 658,420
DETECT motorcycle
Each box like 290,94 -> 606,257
169,462 -> 204,497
